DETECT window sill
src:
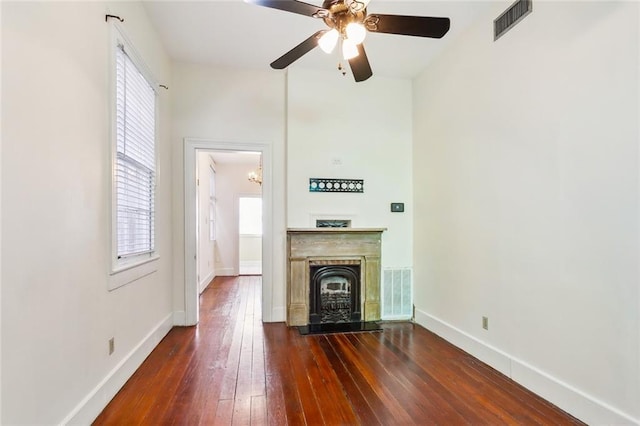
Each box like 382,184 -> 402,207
109,255 -> 159,291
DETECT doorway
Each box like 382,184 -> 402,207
184,139 -> 273,326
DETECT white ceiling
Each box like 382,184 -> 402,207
143,0 -> 492,80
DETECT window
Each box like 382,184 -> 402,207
112,30 -> 157,270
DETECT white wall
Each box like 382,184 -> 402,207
214,163 -> 262,276
413,2 -> 639,424
197,152 -> 216,292
171,62 -> 286,321
238,194 -> 263,274
240,236 -> 262,262
287,68 -> 413,269
1,2 -> 173,424
173,64 -> 414,321
0,1 -> 3,419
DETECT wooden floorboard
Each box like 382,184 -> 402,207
93,276 -> 584,425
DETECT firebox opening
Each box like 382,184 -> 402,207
309,264 -> 361,325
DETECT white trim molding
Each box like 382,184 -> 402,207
271,306 -> 286,323
184,138 -> 274,326
199,270 -> 215,294
214,267 -> 236,277
61,314 -> 173,425
173,311 -> 186,327
414,309 -> 639,426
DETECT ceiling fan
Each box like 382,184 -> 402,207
244,0 -> 450,82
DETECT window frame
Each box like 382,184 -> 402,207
109,23 -> 160,289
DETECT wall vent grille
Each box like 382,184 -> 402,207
494,0 -> 532,41
382,268 -> 412,320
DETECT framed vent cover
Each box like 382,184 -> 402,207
494,0 -> 532,41
309,178 -> 364,193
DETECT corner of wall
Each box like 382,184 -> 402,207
270,306 -> 286,323
172,310 -> 186,327
414,309 -> 639,426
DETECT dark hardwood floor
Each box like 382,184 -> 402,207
93,276 -> 583,425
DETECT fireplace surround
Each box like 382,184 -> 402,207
286,228 -> 385,326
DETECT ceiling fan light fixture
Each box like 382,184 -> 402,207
342,38 -> 359,60
345,22 -> 366,44
318,29 -> 339,53
246,0 -> 452,83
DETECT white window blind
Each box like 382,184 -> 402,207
115,44 -> 156,259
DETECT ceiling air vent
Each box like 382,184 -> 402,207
494,0 -> 532,41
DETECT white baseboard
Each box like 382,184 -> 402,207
62,313 -> 174,425
199,271 -> 215,294
269,306 -> 286,323
215,267 -> 235,276
239,261 -> 262,275
414,309 -> 512,376
414,309 -> 639,426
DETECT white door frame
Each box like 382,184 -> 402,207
184,138 -> 273,325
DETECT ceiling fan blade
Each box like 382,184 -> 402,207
271,30 -> 327,70
244,0 -> 329,18
348,44 -> 373,82
366,14 -> 450,38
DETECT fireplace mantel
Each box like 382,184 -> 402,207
288,228 -> 387,233
286,228 -> 385,326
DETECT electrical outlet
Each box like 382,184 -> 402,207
482,316 -> 489,330
109,337 -> 115,355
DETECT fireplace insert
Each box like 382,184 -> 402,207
309,264 -> 361,324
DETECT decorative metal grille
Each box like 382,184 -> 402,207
309,178 -> 364,193
320,277 -> 352,323
316,220 -> 351,228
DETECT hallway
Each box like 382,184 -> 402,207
94,276 -> 581,425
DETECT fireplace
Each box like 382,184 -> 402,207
309,262 -> 361,324
286,228 -> 385,326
